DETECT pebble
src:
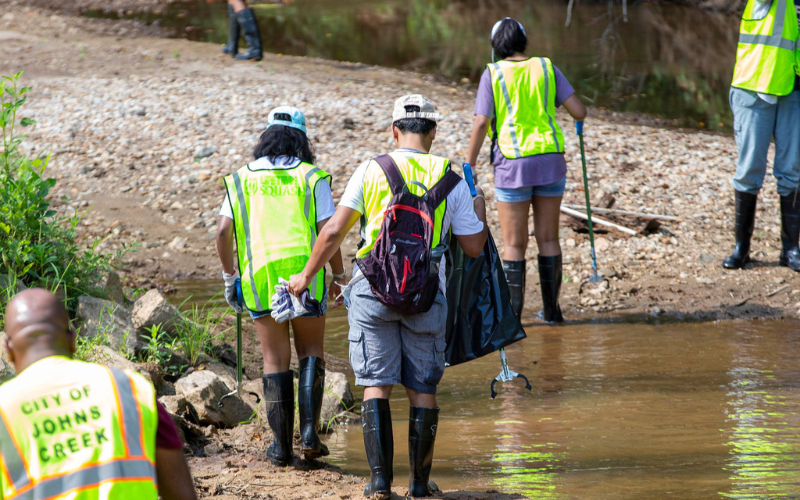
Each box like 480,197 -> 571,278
195,146 -> 217,159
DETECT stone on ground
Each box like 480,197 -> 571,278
204,362 -> 238,391
0,357 -> 15,386
92,270 -> 126,304
0,331 -> 9,365
321,371 -> 354,430
131,289 -> 184,335
75,296 -> 138,354
0,274 -> 28,296
175,370 -> 254,427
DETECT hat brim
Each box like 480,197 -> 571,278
393,112 -> 443,122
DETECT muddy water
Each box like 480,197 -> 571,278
169,281 -> 800,498
85,0 -> 738,130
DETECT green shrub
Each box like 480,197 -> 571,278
174,297 -> 230,367
0,71 -> 133,325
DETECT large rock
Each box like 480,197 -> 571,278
0,357 -> 15,386
93,270 -> 126,304
175,370 -> 254,428
75,296 -> 138,354
0,274 -> 28,297
84,346 -> 152,384
321,371 -> 354,430
205,362 -> 237,391
0,331 -> 10,365
131,289 -> 184,335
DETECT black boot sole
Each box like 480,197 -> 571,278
779,258 -> 800,272
722,256 -> 751,269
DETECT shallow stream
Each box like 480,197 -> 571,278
85,0 -> 739,130
169,280 -> 800,499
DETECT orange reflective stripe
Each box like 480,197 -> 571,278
106,368 -> 145,458
8,458 -> 156,500
0,407 -> 31,492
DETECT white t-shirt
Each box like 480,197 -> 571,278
339,149 -> 485,293
219,156 -> 336,222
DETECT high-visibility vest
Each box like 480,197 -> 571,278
0,356 -> 158,500
224,161 -> 331,311
356,152 -> 450,259
488,57 -> 566,159
732,0 -> 799,95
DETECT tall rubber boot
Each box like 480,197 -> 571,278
538,254 -> 564,323
408,406 -> 440,498
221,4 -> 239,56
780,195 -> 800,271
362,399 -> 393,500
262,371 -> 294,466
722,191 -> 757,269
502,260 -> 526,320
298,356 -> 329,459
234,8 -> 262,61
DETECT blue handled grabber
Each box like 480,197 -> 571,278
575,122 -> 609,294
462,163 -> 531,399
219,279 -> 261,408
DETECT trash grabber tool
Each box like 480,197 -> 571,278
575,121 -> 609,294
219,279 -> 261,408
462,163 -> 532,399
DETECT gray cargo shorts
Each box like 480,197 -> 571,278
346,278 -> 447,394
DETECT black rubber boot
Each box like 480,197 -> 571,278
362,399 -> 393,500
538,254 -> 564,323
262,371 -> 294,466
408,406 -> 440,498
298,356 -> 329,460
722,190 -> 757,269
234,8 -> 262,61
780,195 -> 800,271
502,260 -> 526,320
221,4 -> 239,56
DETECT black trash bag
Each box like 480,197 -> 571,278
444,232 -> 526,367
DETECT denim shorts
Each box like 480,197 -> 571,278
346,278 -> 447,394
495,176 -> 567,203
248,285 -> 328,320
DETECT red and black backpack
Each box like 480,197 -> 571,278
356,154 -> 462,315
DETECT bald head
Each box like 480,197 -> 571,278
4,288 -> 75,373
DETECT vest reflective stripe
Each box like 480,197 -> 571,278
231,170 -> 265,311
0,410 -> 31,491
488,57 -> 565,158
9,459 -> 156,500
356,152 -> 450,259
225,162 -> 330,310
107,369 -> 144,458
732,0 -> 799,95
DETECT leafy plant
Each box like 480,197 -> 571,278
174,296 -> 230,367
74,328 -> 111,363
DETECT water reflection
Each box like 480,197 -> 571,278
85,0 -> 738,129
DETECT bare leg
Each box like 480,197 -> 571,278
497,200 -> 531,260
291,315 -> 326,360
405,388 -> 436,408
364,386 -> 393,401
254,316 -> 291,374
228,0 -> 248,13
531,195 -> 563,256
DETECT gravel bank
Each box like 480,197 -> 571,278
2,1 -> 799,329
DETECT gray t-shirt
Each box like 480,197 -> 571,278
474,61 -> 575,189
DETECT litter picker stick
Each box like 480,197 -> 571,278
219,279 -> 261,408
462,162 -> 531,399
575,121 -> 610,292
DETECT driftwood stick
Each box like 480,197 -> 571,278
566,0 -> 576,27
560,206 -> 638,235
562,204 -> 679,221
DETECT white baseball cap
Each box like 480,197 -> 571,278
392,94 -> 443,123
267,106 -> 307,134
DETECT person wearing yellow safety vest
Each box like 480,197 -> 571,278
287,95 -> 488,499
1,288 -> 197,500
215,106 -> 345,467
466,18 -> 587,324
723,0 -> 800,271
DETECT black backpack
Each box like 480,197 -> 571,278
356,154 -> 462,315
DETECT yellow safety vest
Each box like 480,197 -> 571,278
732,0 -> 799,95
224,161 -> 331,311
0,356 -> 158,500
488,57 -> 566,159
356,152 -> 450,258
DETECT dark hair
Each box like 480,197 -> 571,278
253,125 -> 315,164
492,19 -> 527,60
392,105 -> 436,135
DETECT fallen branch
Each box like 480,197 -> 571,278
562,204 -> 679,221
766,285 -> 790,297
565,0 -> 576,27
560,206 -> 638,235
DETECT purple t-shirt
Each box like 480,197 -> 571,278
474,61 -> 575,189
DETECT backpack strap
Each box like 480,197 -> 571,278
373,154 -> 406,195
427,169 -> 463,207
